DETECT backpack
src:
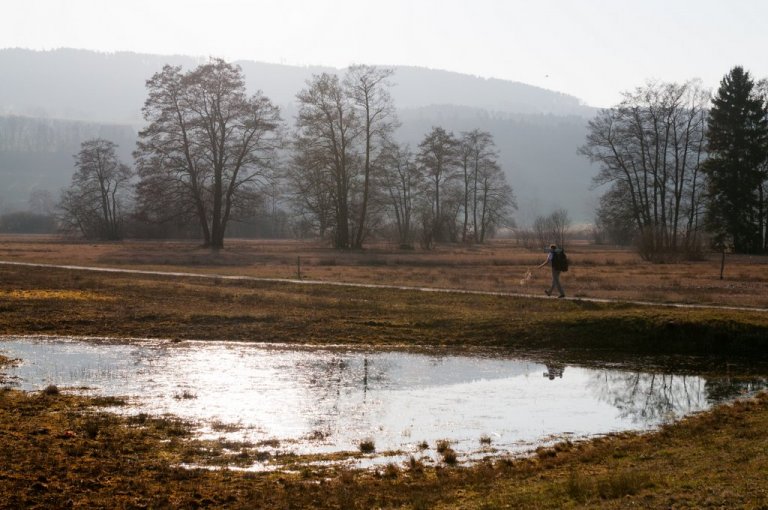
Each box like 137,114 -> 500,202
552,249 -> 569,272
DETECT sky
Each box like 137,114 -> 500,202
3,0 -> 768,107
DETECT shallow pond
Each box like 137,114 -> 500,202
2,335 -> 767,468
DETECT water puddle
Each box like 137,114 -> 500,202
2,336 -> 766,469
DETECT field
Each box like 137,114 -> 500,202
2,235 -> 768,309
1,235 -> 768,508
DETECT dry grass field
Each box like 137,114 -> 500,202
2,234 -> 767,309
2,234 -> 768,508
1,367 -> 767,509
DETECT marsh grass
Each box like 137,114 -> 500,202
42,384 -> 60,395
435,439 -> 451,453
597,469 -> 654,499
1,387 -> 768,508
83,418 -> 101,439
358,439 -> 375,453
173,389 -> 197,400
210,420 -> 241,433
441,448 -> 458,465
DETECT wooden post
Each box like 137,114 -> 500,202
297,256 -> 301,280
719,248 -> 725,280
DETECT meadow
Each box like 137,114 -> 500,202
2,235 -> 767,309
1,235 -> 768,508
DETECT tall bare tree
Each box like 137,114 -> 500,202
135,59 -> 282,250
475,158 -> 516,242
417,127 -> 460,243
58,139 -> 132,240
379,143 -> 419,247
579,80 -> 709,260
458,130 -> 505,243
344,65 -> 397,248
293,73 -> 360,248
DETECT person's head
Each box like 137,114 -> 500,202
549,244 -> 557,251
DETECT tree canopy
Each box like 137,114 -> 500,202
134,58 -> 282,249
703,66 -> 768,253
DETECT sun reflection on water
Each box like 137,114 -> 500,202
2,335 -> 766,465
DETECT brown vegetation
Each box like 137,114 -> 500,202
1,388 -> 766,509
2,235 -> 768,508
1,235 -> 767,309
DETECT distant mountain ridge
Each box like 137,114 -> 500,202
0,48 -> 594,122
0,48 -> 599,222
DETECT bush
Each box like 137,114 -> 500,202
42,384 -> 60,396
358,439 -> 375,453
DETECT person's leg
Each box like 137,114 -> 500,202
553,270 -> 564,297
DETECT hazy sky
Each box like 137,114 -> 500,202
3,0 -> 767,107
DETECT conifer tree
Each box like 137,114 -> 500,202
704,66 -> 768,253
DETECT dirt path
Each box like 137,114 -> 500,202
3,260 -> 768,314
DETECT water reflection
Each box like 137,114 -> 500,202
1,336 -> 766,461
544,363 -> 565,380
591,373 -> 706,424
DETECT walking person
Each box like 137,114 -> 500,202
538,244 -> 566,298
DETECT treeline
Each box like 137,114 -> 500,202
581,67 -> 768,259
53,59 -> 516,249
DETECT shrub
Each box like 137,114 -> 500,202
359,439 -> 375,453
42,384 -> 60,396
83,419 -> 100,439
441,448 -> 458,465
436,439 -> 451,453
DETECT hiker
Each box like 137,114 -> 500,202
538,244 -> 566,298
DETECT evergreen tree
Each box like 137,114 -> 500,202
704,66 -> 768,253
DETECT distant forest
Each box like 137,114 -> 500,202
2,50 -> 766,256
0,48 -> 598,228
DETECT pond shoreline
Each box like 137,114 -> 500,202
6,334 -> 763,468
1,385 -> 766,508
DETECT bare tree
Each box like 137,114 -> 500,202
531,209 -> 570,249
293,73 -> 359,248
475,160 -> 516,242
547,209 -> 571,248
533,215 -> 550,249
579,80 -> 709,260
457,130 -> 513,243
28,189 -> 55,215
135,59 -> 282,250
344,65 -> 397,248
379,143 -> 419,247
58,139 -> 132,240
417,127 -> 460,243
594,181 -> 637,245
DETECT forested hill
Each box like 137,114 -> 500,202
0,48 -> 593,122
0,48 -> 599,221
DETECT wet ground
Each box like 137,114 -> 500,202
3,335 -> 766,470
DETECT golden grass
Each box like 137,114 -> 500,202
1,388 -> 766,509
0,289 -> 114,301
1,235 -> 766,309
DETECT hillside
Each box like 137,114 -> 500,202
0,48 -> 599,221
